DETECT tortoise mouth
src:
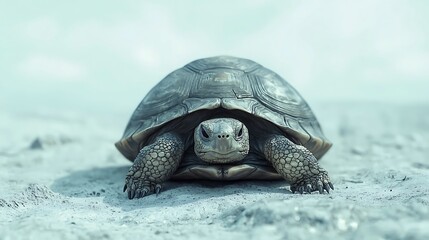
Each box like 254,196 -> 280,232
197,150 -> 248,163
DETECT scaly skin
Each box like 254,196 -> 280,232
264,135 -> 334,194
123,133 -> 184,199
124,124 -> 333,199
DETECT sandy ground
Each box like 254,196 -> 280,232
1,101 -> 429,240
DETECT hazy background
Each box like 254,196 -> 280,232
1,0 -> 428,118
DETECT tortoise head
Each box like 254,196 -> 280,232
194,118 -> 249,164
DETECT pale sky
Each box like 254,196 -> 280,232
1,0 -> 428,115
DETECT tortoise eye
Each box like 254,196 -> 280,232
201,126 -> 210,139
237,125 -> 243,138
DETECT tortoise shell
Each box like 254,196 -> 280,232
116,56 -> 332,160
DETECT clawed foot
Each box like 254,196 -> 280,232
290,171 -> 334,194
123,175 -> 163,199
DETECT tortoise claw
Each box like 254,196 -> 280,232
323,182 -> 330,193
305,184 -> 312,194
124,174 -> 164,199
317,182 -> 324,194
135,189 -> 142,198
155,184 -> 162,196
128,189 -> 134,199
291,174 -> 333,195
137,188 -> 148,199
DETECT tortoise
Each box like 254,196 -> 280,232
116,56 -> 333,199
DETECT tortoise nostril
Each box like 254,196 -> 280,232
218,134 -> 230,139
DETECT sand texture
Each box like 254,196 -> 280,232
1,102 -> 429,240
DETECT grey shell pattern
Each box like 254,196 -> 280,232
116,56 -> 332,161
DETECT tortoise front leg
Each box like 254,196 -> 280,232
123,133 -> 184,199
264,135 -> 334,194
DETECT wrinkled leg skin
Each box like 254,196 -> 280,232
123,133 -> 184,199
264,135 -> 334,194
